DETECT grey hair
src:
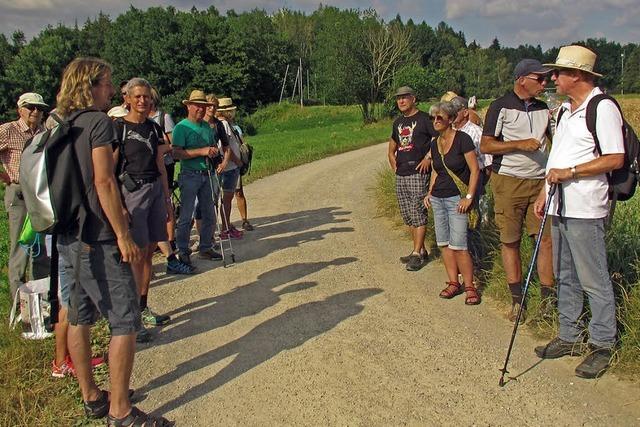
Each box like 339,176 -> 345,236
125,77 -> 152,95
450,96 -> 468,113
429,101 -> 457,119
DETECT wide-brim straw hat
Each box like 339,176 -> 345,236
217,97 -> 237,112
543,45 -> 603,77
182,89 -> 215,105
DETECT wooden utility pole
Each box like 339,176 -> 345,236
290,64 -> 299,102
299,58 -> 303,108
279,64 -> 290,104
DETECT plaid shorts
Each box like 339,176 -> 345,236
396,173 -> 429,227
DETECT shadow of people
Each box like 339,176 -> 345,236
154,257 -> 359,346
142,287 -> 383,414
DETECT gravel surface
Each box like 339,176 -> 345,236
133,143 -> 640,426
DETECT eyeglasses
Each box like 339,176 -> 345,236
525,75 -> 547,84
22,104 -> 45,112
121,92 -> 127,96
431,114 -> 449,122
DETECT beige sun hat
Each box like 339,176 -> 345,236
440,91 -> 458,102
107,106 -> 128,118
543,45 -> 603,77
182,89 -> 214,105
217,97 -> 237,112
17,92 -> 48,108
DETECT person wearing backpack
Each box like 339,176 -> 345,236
533,45 -> 625,379
0,92 -> 51,302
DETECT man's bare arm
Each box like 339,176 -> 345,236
480,135 -> 541,155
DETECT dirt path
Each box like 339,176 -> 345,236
133,143 -> 640,426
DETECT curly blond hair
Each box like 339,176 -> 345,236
56,57 -> 112,117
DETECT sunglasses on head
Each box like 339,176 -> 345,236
525,75 -> 547,83
23,104 -> 45,112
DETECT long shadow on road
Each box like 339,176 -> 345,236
153,257 -> 359,346
142,288 -> 382,415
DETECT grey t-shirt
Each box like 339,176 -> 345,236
67,109 -> 119,242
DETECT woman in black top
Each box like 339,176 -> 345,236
424,101 -> 481,305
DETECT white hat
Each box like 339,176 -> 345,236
543,45 -> 602,77
17,92 -> 48,108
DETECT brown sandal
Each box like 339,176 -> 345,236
439,281 -> 463,299
464,286 -> 481,305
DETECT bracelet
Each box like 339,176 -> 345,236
570,166 -> 577,179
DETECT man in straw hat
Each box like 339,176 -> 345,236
388,86 -> 437,271
480,58 -> 555,324
533,45 -> 624,379
171,89 -> 223,266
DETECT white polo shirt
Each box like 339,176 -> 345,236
546,87 -> 624,219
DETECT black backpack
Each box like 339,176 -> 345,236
557,94 -> 639,201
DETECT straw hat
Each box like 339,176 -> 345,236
182,89 -> 214,105
543,45 -> 602,77
107,106 -> 128,118
217,97 -> 237,112
440,91 -> 458,102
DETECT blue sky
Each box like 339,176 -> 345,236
0,0 -> 638,49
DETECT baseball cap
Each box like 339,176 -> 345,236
17,92 -> 48,108
513,59 -> 551,79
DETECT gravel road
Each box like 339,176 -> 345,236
132,143 -> 640,426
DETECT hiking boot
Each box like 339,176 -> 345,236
141,307 -> 170,326
406,253 -> 426,271
507,302 -> 526,324
166,257 -> 196,275
198,248 -> 223,260
136,326 -> 152,344
535,337 -> 583,359
575,345 -> 612,379
242,220 -> 254,231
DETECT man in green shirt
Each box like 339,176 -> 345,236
172,90 -> 222,264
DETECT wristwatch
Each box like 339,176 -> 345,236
570,166 -> 577,179
465,194 -> 473,200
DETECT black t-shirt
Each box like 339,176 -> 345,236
391,110 -> 436,176
211,117 -> 229,147
431,131 -> 475,198
113,118 -> 165,180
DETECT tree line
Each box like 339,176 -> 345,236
0,5 -> 638,123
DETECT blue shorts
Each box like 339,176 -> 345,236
431,195 -> 469,250
219,168 -> 240,193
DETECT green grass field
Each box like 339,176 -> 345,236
0,102 -> 391,425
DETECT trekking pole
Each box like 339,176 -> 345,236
498,183 -> 557,387
205,159 -> 236,267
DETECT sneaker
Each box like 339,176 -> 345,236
400,251 -> 427,264
178,252 -> 192,267
535,337 -> 584,359
190,240 -> 200,253
167,257 -> 196,275
136,326 -> 152,344
220,228 -> 243,240
198,248 -> 223,260
406,253 -> 426,271
575,345 -> 612,379
51,359 -> 72,378
507,302 -> 526,324
242,220 -> 254,231
141,306 -> 171,326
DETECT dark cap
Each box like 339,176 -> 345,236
513,59 -> 551,79
394,86 -> 415,97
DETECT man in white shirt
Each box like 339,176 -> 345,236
533,45 -> 624,379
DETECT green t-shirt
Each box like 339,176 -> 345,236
172,118 -> 216,171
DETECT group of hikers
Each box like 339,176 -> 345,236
389,45 -> 625,380
1,56 -> 254,425
0,43 -> 628,424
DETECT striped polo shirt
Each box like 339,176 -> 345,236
483,91 -> 551,179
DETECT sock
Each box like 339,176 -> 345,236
540,286 -> 556,301
140,295 -> 148,311
170,240 -> 177,252
508,282 -> 522,305
167,254 -> 177,263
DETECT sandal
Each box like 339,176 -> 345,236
83,389 -> 136,419
439,281 -> 463,299
464,286 -> 481,305
107,406 -> 174,426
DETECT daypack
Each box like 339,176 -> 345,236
557,94 -> 639,201
20,111 -> 88,234
231,125 -> 253,176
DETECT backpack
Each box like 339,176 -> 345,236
19,111 -> 89,234
557,94 -> 639,201
231,125 -> 253,176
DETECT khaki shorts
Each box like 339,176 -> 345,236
491,173 -> 549,244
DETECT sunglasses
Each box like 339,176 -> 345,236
525,75 -> 547,83
23,104 -> 45,112
431,114 -> 449,122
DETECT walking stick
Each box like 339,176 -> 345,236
498,183 -> 557,387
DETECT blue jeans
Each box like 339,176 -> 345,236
431,195 -> 468,250
176,170 -> 216,254
551,216 -> 616,348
